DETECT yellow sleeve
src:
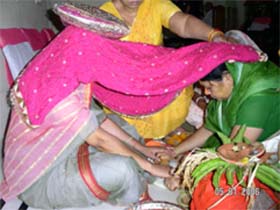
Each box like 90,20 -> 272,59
99,2 -> 117,15
158,0 -> 181,28
99,1 -> 110,10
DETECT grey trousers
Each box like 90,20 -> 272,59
19,106 -> 149,209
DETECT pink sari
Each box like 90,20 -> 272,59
1,26 -> 260,199
15,26 -> 259,126
1,84 -> 93,200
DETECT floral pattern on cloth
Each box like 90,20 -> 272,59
14,26 -> 260,126
53,3 -> 129,39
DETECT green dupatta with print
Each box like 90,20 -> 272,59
204,61 -> 280,147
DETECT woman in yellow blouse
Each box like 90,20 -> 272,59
99,0 -> 227,139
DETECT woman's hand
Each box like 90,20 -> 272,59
164,175 -> 181,191
209,29 -> 238,44
212,33 -> 227,43
212,34 -> 238,44
148,163 -> 171,178
141,146 -> 175,162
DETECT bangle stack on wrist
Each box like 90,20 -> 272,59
207,29 -> 224,42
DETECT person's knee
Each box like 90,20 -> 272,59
111,157 -> 145,203
91,154 -> 146,204
92,155 -> 141,189
114,156 -> 140,179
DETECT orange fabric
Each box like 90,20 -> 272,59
77,143 -> 110,201
145,140 -> 166,147
191,173 -> 279,210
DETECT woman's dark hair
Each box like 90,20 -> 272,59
201,63 -> 228,81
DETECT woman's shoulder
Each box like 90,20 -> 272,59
99,1 -> 114,11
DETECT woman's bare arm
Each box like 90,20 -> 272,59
100,118 -> 171,160
86,126 -> 170,178
169,11 -> 228,42
100,118 -> 144,151
174,126 -> 213,155
230,125 -> 263,143
169,12 -> 213,40
174,125 -> 262,157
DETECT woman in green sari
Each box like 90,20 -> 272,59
174,60 -> 280,155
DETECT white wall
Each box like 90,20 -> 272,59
0,0 -> 50,29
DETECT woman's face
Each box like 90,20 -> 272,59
199,73 -> 234,100
119,0 -> 144,9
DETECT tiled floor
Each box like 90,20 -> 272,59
1,178 -> 181,210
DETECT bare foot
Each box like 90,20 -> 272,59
164,176 -> 181,191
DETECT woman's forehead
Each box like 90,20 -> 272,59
199,80 -> 211,87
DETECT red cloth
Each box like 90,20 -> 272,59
253,17 -> 271,24
191,173 -> 279,210
0,28 -> 54,49
0,28 -> 55,86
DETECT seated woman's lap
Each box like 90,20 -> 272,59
90,152 -> 147,204
19,149 -> 146,208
